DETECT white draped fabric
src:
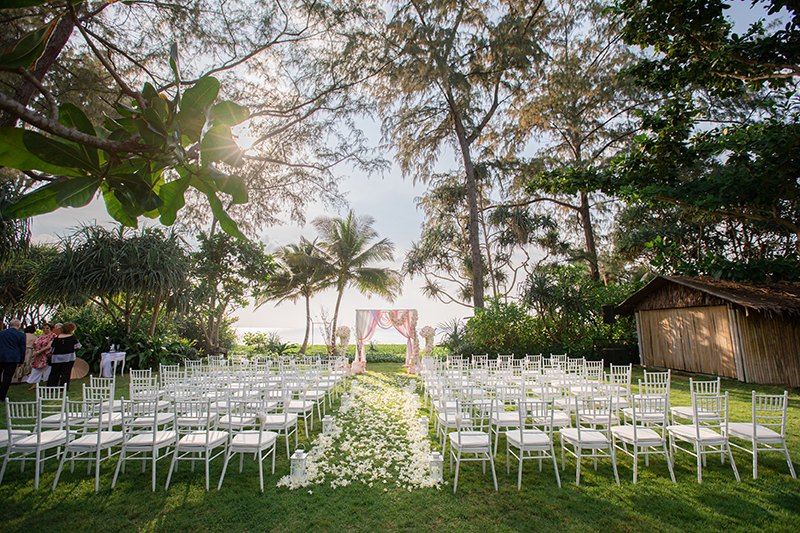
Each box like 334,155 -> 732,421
354,309 -> 419,374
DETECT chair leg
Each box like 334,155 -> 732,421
258,450 -> 264,492
575,446 -> 582,486
551,445 -> 561,488
610,444 -> 620,486
726,444 -> 740,482
165,449 -> 178,490
783,441 -> 797,479
52,451 -> 67,491
218,449 -> 231,490
753,439 -> 758,479
452,450 -> 461,493
112,448 -> 125,489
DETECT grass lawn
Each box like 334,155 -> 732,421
0,363 -> 798,533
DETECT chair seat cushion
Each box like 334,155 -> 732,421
15,430 -> 68,448
260,413 -> 298,427
448,431 -> 490,449
560,428 -> 609,446
728,422 -> 783,442
506,429 -> 551,448
131,412 -> 175,427
610,425 -> 663,445
0,429 -> 31,447
178,431 -> 229,448
668,425 -> 726,445
230,431 -> 279,449
491,411 -> 519,426
68,430 -> 124,448
127,430 -> 177,447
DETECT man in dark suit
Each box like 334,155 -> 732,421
0,319 -> 26,401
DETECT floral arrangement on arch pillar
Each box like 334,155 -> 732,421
420,326 -> 435,356
336,326 -> 351,356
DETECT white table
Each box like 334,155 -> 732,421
100,351 -> 126,377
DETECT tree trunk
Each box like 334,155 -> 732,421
299,293 -> 311,354
579,191 -> 599,282
0,15 -> 75,128
451,113 -> 484,309
330,282 -> 345,355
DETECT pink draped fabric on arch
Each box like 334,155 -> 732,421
354,309 -> 419,374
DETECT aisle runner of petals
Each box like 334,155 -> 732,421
277,372 -> 442,491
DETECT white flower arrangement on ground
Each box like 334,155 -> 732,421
277,371 -> 442,491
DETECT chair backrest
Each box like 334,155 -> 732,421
751,390 -> 789,437
575,396 -> 614,435
689,377 -> 721,396
172,399 -> 215,435
584,360 -> 604,381
5,399 -> 38,435
88,376 -> 115,401
640,370 -> 671,396
629,394 -> 669,435
37,385 -> 67,429
519,397 -> 554,436
692,391 -> 728,433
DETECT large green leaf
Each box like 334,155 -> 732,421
200,125 -> 244,167
0,22 -> 54,69
1,180 -> 68,219
158,175 -> 191,226
59,103 -> 100,167
100,182 -> 138,228
213,101 -> 250,127
23,130 -> 100,173
193,178 -> 246,239
0,128 -> 84,177
181,77 -> 220,113
215,174 -> 248,204
55,176 -> 101,208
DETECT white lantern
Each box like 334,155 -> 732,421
419,416 -> 429,436
290,446 -> 307,479
429,451 -> 444,482
323,415 -> 334,434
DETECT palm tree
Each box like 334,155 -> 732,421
313,211 -> 403,353
258,237 -> 332,354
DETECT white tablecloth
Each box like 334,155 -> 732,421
100,352 -> 126,377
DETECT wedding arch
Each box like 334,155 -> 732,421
354,309 -> 419,374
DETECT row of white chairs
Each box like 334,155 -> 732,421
420,358 -> 795,490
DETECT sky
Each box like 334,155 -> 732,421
27,1 -> 780,346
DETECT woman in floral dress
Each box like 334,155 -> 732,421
25,323 -> 57,390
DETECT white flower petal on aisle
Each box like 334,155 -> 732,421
277,372 -> 442,490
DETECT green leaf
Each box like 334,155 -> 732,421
1,180 -> 68,219
158,175 -> 191,226
169,43 -> 181,95
175,108 -> 204,143
0,22 -> 54,69
100,182 -> 138,228
213,101 -> 249,127
193,178 -> 246,239
181,77 -> 220,113
0,128 -> 84,177
55,176 -> 101,208
23,130 -> 100,173
142,82 -> 159,102
200,125 -> 244,167
143,107 -> 168,137
216,174 -> 248,204
59,103 -> 100,167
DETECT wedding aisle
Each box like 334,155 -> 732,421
277,371 -> 442,491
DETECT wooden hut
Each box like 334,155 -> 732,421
616,276 -> 800,388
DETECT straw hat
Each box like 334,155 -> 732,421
70,358 -> 89,380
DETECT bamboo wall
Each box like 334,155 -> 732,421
637,305 -> 738,379
738,312 -> 800,388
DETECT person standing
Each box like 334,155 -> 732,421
26,323 -> 57,390
0,319 -> 26,401
14,325 -> 38,383
47,322 -> 81,391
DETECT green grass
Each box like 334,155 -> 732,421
0,364 -> 798,532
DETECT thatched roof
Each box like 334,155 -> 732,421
616,276 -> 800,317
